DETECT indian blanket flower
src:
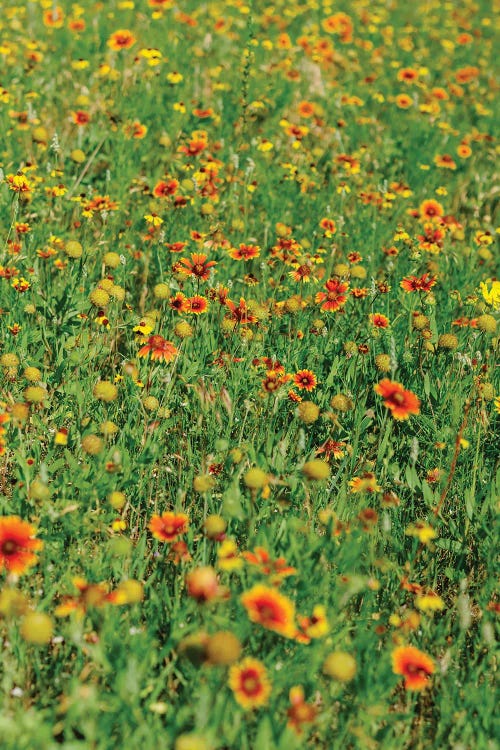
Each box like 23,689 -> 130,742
369,313 -> 390,329
296,604 -> 330,643
315,279 -> 349,312
54,577 -> 135,617
225,298 -> 258,324
242,547 -> 297,582
228,244 -> 261,261
374,379 -> 421,420
188,295 -> 209,314
138,335 -> 178,362
316,439 -> 347,460
241,584 -> 296,638
293,369 -> 317,391
0,516 -> 43,575
287,686 -> 318,734
392,645 -> 435,691
43,6 -> 64,27
7,173 -> 32,194
179,253 -> 217,281
349,472 -> 381,494
228,657 -> 272,710
401,274 -> 437,293
217,539 -> 244,571
149,512 -> 189,542
107,29 -> 137,50
153,179 -> 179,197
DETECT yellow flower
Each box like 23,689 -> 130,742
480,280 -> 500,310
415,592 -> 445,612
167,71 -> 183,84
144,214 -> 163,227
406,521 -> 437,545
133,320 -> 154,336
217,539 -> 243,571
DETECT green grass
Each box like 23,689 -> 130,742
0,0 -> 498,748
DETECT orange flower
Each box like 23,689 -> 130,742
397,67 -> 419,83
166,241 -> 188,253
319,217 -> 336,235
297,101 -> 315,118
296,604 -> 329,642
55,577 -> 125,617
400,273 -> 437,293
228,244 -> 261,261
179,253 -> 217,281
316,439 -> 346,460
138,335 -> 178,362
349,472 -> 381,494
392,645 -> 435,690
434,154 -> 457,170
43,6 -> 64,28
149,512 -> 189,542
419,199 -> 444,221
187,295 -> 209,314
369,313 -> 390,329
107,29 -> 137,50
229,658 -> 271,709
125,121 -> 147,139
322,12 -> 353,42
457,144 -> 472,158
289,263 -> 314,283
293,369 -> 317,391
315,279 -> 349,312
153,179 -> 179,198
287,686 -> 318,734
455,66 -> 479,84
0,516 -> 43,575
72,110 -> 90,126
169,292 -> 190,313
395,94 -> 412,109
374,379 -> 420,420
241,584 -> 295,638
242,547 -> 297,582
225,298 -> 258,324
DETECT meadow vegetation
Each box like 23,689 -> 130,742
0,0 -> 498,748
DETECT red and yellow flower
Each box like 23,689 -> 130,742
228,657 -> 271,710
149,512 -> 189,542
374,379 -> 420,420
0,516 -> 43,575
228,243 -> 261,261
242,547 -> 297,582
107,29 -> 137,50
392,645 -> 435,690
241,584 -> 295,638
138,335 -> 178,362
315,279 -> 349,312
287,686 -> 318,734
293,369 -> 317,391
179,253 -> 217,281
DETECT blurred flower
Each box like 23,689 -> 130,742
241,584 -> 295,638
149,512 -> 189,542
0,517 -> 43,575
374,379 -> 420,420
228,657 -> 271,710
287,686 -> 317,734
392,645 -> 435,690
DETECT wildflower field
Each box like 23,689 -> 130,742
0,0 -> 499,748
